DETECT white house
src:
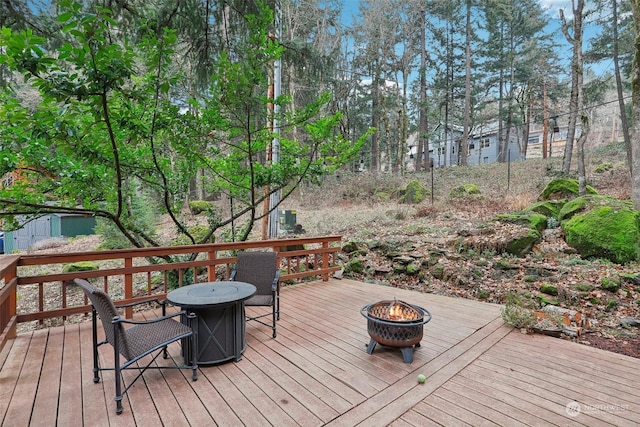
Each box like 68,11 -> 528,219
408,122 -> 523,168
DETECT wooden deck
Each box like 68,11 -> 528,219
1,278 -> 639,426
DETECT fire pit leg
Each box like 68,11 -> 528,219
400,347 -> 414,364
366,339 -> 377,355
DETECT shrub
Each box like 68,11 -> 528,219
501,296 -> 536,329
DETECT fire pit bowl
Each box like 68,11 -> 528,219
360,300 -> 432,363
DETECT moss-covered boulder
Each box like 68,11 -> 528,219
560,196 -> 640,264
342,241 -> 360,254
593,162 -> 613,173
493,211 -> 548,233
489,211 -> 546,256
406,263 -> 421,275
62,261 -> 99,273
449,183 -> 481,198
525,200 -> 565,219
399,180 -> 427,204
538,178 -> 597,201
504,228 -> 542,257
345,258 -> 364,274
557,197 -> 588,222
539,283 -> 558,296
188,200 -> 212,215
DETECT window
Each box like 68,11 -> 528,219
481,138 -> 490,148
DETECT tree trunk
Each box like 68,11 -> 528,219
560,0 -> 585,175
613,0 -> 632,171
417,6 -> 427,172
371,74 -> 380,173
577,113 -> 590,196
460,0 -> 472,167
632,0 -> 640,209
542,79 -> 549,159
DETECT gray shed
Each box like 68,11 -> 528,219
3,213 -> 96,253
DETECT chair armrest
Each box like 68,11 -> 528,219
271,270 -> 280,292
113,310 -> 187,325
114,296 -> 164,309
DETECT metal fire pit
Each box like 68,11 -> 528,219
360,300 -> 432,363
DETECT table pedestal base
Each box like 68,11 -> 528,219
185,301 -> 246,365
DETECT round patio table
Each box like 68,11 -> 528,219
167,281 -> 256,365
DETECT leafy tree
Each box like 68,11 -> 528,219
559,0 -> 587,175
0,0 -> 365,247
589,0 -> 634,171
482,0 -> 547,163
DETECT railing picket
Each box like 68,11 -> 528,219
3,236 -> 342,342
124,257 -> 133,318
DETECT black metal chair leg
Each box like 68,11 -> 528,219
92,308 -> 101,383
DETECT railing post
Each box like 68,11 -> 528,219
124,257 -> 133,318
207,250 -> 217,282
0,255 -> 20,352
322,241 -> 329,281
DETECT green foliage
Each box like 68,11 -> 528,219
478,290 -> 490,299
0,1 -> 364,250
605,300 -> 618,312
501,294 -> 536,329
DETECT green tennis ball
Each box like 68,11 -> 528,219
417,374 -> 426,384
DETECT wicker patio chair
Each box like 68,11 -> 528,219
230,251 -> 280,338
73,279 -> 198,414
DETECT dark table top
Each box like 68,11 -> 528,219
167,281 -> 256,307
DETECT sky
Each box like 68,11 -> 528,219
339,0 -> 610,78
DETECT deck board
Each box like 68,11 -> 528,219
1,278 -> 639,426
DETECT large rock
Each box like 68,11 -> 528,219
538,178 -> 597,201
490,211 -> 547,256
399,180 -> 427,204
560,195 -> 640,264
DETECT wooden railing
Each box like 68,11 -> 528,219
0,235 -> 343,352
